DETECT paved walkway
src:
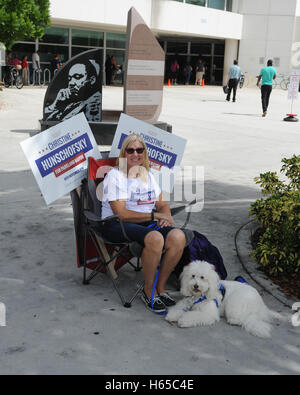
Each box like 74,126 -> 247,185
0,85 -> 299,375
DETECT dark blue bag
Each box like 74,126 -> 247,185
174,230 -> 227,280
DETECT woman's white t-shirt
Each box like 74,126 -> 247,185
101,168 -> 161,219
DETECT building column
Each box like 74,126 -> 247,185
223,39 -> 239,85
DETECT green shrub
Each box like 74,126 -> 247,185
249,155 -> 300,276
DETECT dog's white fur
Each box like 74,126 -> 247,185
166,261 -> 281,338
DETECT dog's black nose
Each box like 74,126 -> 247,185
193,284 -> 199,289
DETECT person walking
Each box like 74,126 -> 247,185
226,60 -> 241,102
257,59 -> 277,117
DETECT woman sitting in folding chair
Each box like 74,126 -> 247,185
101,134 -> 187,314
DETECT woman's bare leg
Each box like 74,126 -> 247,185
141,231 -> 164,299
156,229 -> 186,294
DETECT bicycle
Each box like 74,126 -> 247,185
273,73 -> 289,90
280,75 -> 290,90
4,66 -> 24,89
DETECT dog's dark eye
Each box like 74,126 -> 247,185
192,275 -> 195,278
200,276 -> 204,280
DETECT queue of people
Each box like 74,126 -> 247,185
4,50 -> 64,85
169,58 -> 207,86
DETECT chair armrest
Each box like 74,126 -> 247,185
83,210 -> 132,243
83,210 -> 120,223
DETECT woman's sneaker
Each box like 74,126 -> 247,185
158,293 -> 176,307
141,290 -> 167,314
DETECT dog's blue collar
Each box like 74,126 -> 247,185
187,284 -> 226,310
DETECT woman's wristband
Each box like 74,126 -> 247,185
151,211 -> 154,221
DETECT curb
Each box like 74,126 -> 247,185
235,220 -> 297,309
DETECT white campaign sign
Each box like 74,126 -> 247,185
109,113 -> 187,193
20,112 -> 102,205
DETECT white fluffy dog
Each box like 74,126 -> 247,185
166,260 -> 281,338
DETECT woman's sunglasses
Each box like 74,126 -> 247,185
125,147 -> 145,154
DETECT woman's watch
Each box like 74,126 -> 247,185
151,210 -> 155,221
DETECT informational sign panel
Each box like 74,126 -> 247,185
109,113 -> 186,193
20,113 -> 102,205
288,69 -> 300,101
43,49 -> 102,123
123,7 -> 165,123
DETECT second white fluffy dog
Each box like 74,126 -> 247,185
166,260 -> 281,338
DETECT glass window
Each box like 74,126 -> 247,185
207,0 -> 225,10
38,44 -> 69,63
214,44 -> 225,55
72,46 -> 92,57
186,0 -> 206,6
40,27 -> 69,45
167,42 -> 188,54
106,33 -> 126,49
191,43 -> 211,55
213,56 -> 224,68
72,47 -> 103,63
72,29 -> 104,47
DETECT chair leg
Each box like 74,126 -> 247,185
127,281 -> 144,307
83,229 -> 89,285
134,257 -> 142,272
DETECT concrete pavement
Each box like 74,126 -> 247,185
0,84 -> 299,375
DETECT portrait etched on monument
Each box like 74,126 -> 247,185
43,49 -> 102,122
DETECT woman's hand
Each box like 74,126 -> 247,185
155,212 -> 174,228
155,194 -> 174,227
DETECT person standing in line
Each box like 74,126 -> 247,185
195,59 -> 205,86
226,60 -> 241,102
184,62 -> 193,85
50,54 -> 60,77
170,59 -> 179,85
32,50 -> 41,84
105,55 -> 112,85
256,59 -> 277,117
110,55 -> 119,83
32,50 -> 40,70
21,55 -> 29,85
5,51 -> 12,66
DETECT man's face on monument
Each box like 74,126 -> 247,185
68,64 -> 89,96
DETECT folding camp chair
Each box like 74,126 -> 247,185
70,156 -> 194,308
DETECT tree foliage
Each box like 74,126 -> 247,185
0,0 -> 51,50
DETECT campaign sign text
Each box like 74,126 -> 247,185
20,112 -> 101,205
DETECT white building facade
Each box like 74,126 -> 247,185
3,0 -> 300,84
